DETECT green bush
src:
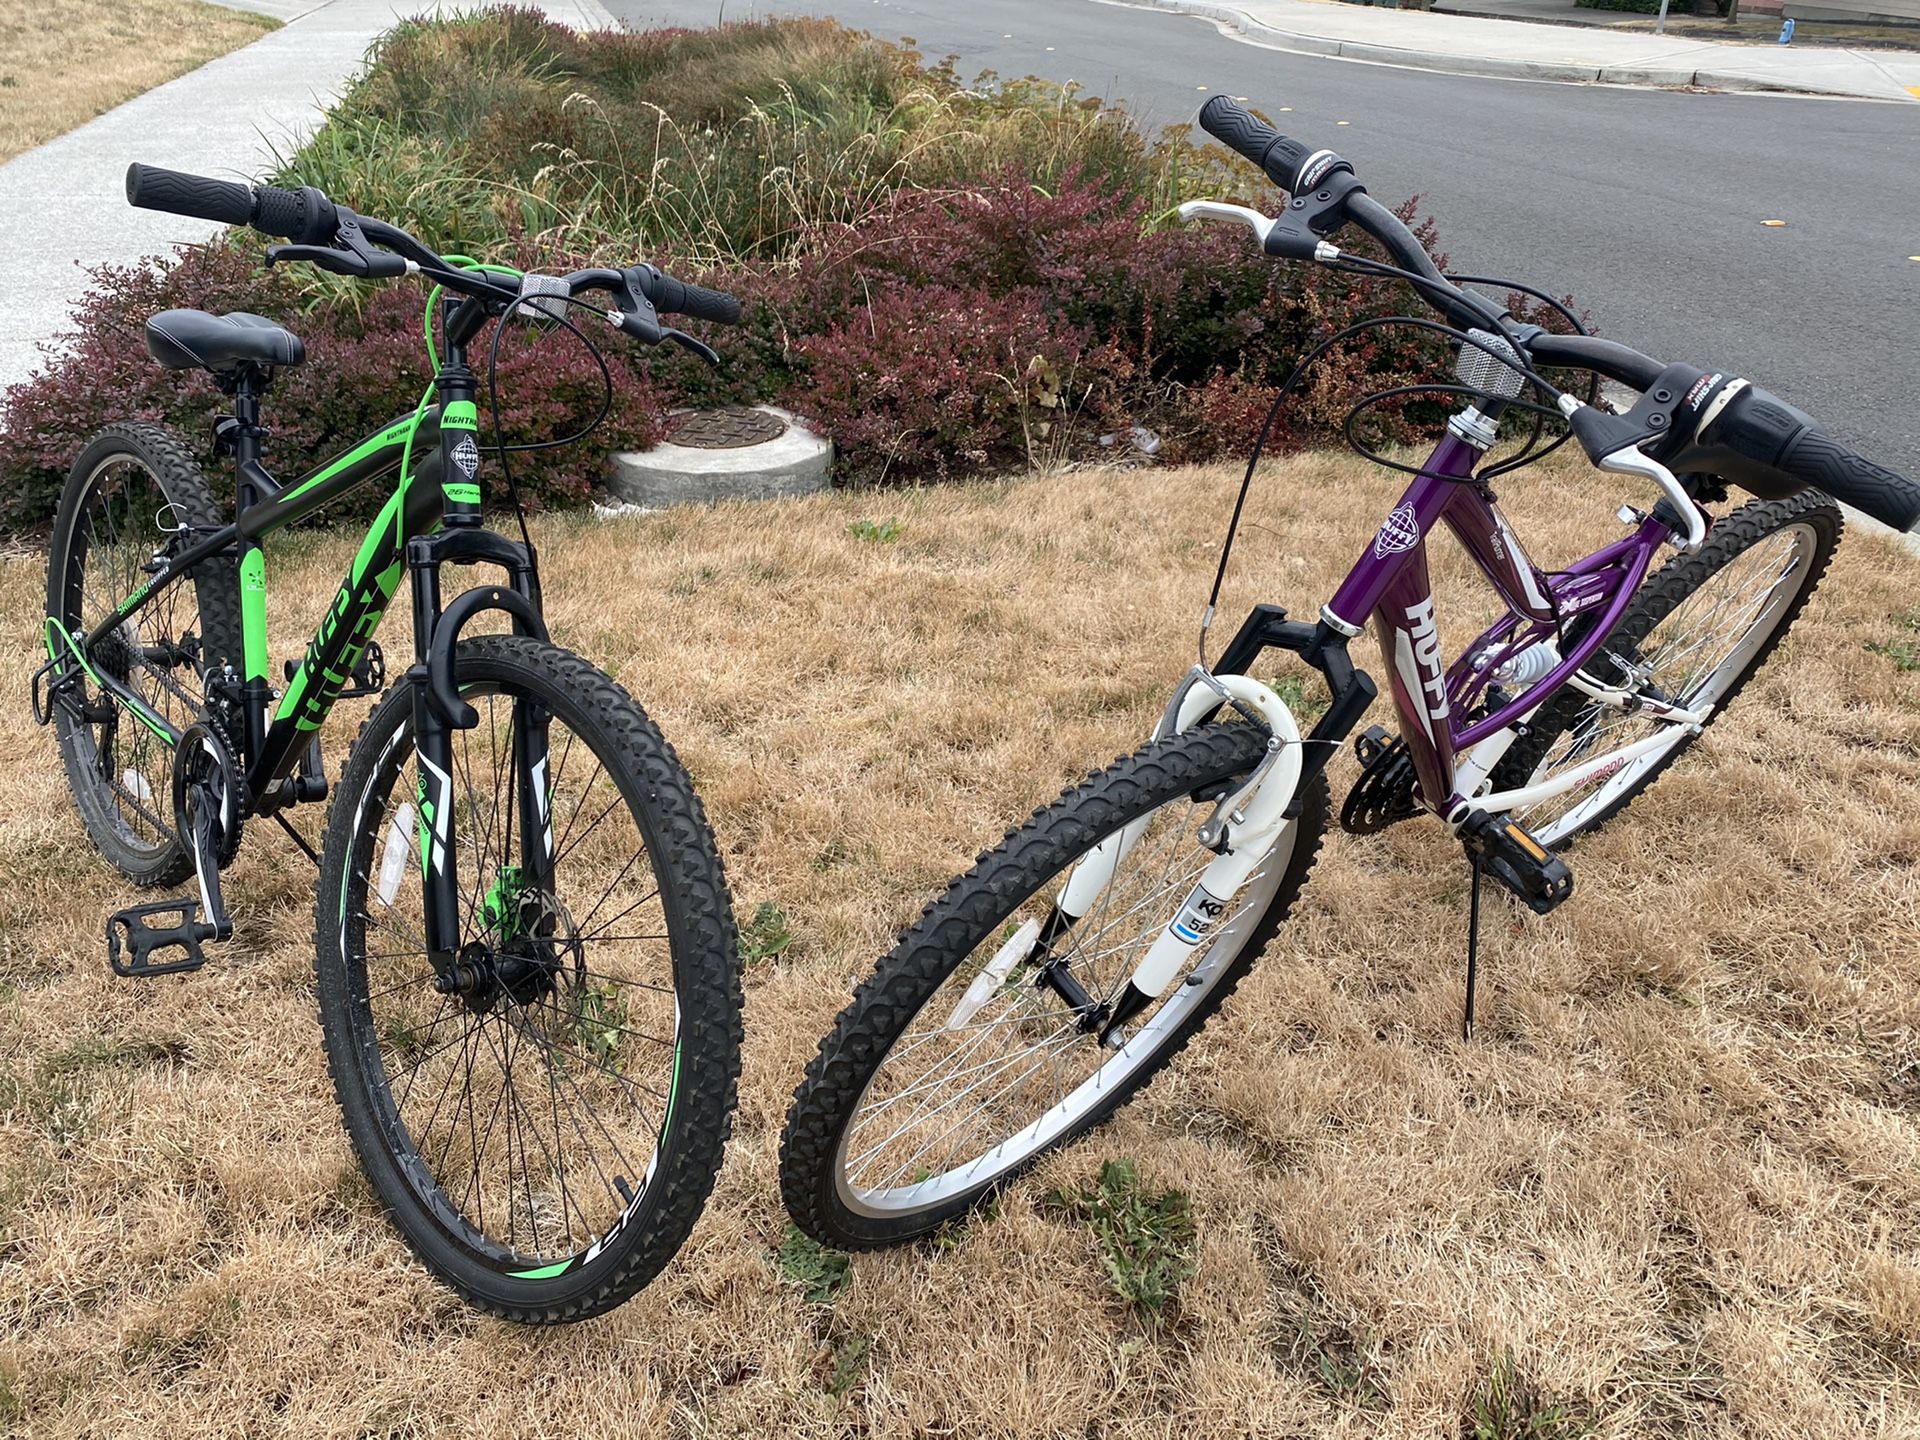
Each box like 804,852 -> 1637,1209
266,7 -> 1203,268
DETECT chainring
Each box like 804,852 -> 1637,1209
1339,725 -> 1422,835
170,720 -> 244,870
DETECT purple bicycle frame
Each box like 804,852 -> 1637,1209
1319,432 -> 1676,819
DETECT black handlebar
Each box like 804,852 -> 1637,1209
126,163 -> 339,246
125,163 -> 741,345
1193,97 -> 1920,531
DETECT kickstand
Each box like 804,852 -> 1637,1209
1462,853 -> 1483,1041
273,810 -> 319,868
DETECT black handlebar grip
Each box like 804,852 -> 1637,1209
1782,425 -> 1920,531
248,183 -> 339,246
660,277 -> 742,326
126,164 -> 339,246
125,163 -> 253,226
1197,95 -> 1350,194
628,265 -> 742,325
1702,385 -> 1920,531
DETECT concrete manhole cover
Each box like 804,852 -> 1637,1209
605,405 -> 832,510
668,406 -> 788,449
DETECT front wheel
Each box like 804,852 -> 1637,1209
781,724 -> 1329,1250
1491,491 -> 1842,848
314,635 -> 741,1322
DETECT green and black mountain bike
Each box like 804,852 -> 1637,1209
29,164 -> 746,1322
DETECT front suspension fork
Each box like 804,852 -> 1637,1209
405,527 -> 549,973
1030,668 -> 1307,1042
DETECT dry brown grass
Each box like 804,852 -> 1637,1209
1,453 -> 1917,1437
0,0 -> 277,164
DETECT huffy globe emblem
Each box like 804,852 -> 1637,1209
1373,500 -> 1421,557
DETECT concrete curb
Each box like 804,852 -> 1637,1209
1139,0 -> 1908,98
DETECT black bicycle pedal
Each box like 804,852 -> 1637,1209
1459,811 -> 1573,916
106,900 -> 218,978
336,640 -> 385,700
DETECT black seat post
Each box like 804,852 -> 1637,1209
219,365 -> 275,761
223,367 -> 273,510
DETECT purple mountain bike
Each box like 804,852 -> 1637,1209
779,97 -> 1920,1248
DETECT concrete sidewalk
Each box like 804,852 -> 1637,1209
1141,0 -> 1920,98
0,0 -> 618,393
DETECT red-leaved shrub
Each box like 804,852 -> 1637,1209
0,168 -> 1513,523
0,245 -> 664,528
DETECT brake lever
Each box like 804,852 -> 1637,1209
1560,397 -> 1708,552
263,210 -> 408,281
1177,201 -> 1278,248
661,328 -> 720,366
1177,199 -> 1341,264
266,243 -> 361,274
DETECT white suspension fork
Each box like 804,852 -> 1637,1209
1105,672 -> 1305,1016
1056,669 -> 1300,923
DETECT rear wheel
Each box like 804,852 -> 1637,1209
315,636 -> 742,1321
781,724 -> 1328,1250
1492,492 -> 1842,848
44,423 -> 239,886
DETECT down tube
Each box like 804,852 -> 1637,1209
248,453 -> 442,791
1375,540 -> 1457,813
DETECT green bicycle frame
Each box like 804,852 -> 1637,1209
48,291 -> 546,970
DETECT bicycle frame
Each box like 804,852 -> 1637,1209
1318,430 -> 1707,825
1079,423 -> 1711,1016
43,296 -> 548,972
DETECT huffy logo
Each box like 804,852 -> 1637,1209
1404,596 -> 1450,721
452,434 -> 481,480
1374,502 -> 1420,558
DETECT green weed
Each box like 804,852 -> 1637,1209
739,901 -> 794,965
1269,671 -> 1330,724
775,1223 -> 852,1304
1865,608 -> 1920,671
1048,1158 -> 1198,1320
848,518 -> 903,544
821,1330 -> 871,1398
1866,639 -> 1920,672
1278,1311 -> 1390,1408
1464,1352 -> 1594,1440
574,979 -> 630,1068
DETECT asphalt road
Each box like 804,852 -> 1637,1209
613,0 -> 1920,479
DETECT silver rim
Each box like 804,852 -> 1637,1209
1515,520 -> 1819,845
832,772 -> 1302,1219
